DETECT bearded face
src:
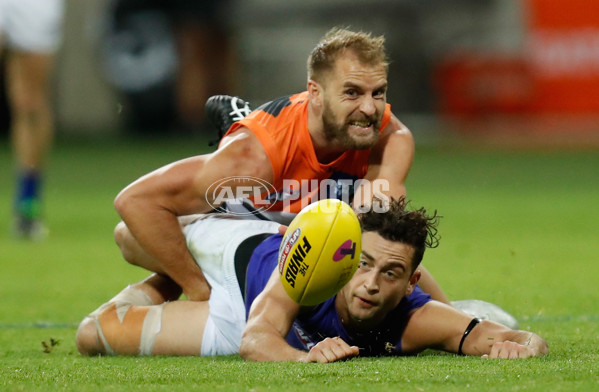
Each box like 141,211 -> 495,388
321,97 -> 381,150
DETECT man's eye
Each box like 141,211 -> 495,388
346,90 -> 358,97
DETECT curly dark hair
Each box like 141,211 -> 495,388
357,197 -> 440,272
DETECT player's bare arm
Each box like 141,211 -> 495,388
354,116 -> 449,304
354,114 -> 414,206
401,301 -> 548,358
240,270 -> 305,362
241,269 -> 359,363
114,128 -> 273,301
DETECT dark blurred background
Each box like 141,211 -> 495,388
2,0 -> 598,146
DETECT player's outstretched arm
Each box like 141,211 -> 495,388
402,301 -> 548,359
240,270 -> 358,363
240,270 -> 304,361
114,155 -> 212,301
354,115 -> 450,305
354,114 -> 414,208
114,128 -> 272,301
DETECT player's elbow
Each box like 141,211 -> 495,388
239,328 -> 265,361
238,335 -> 255,361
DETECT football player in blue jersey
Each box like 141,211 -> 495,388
76,197 -> 547,360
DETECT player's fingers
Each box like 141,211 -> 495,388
487,341 -> 501,358
307,339 -> 337,363
502,341 -> 525,360
498,343 -> 511,359
307,345 -> 329,363
488,341 -> 525,359
312,337 -> 357,363
487,341 -> 508,359
329,337 -> 359,360
515,345 -> 535,359
321,337 -> 348,362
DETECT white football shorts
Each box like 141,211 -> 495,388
0,0 -> 64,53
183,214 -> 280,356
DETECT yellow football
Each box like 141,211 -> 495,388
278,199 -> 361,306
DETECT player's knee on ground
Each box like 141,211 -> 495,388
114,221 -> 138,266
76,302 -> 164,356
76,285 -> 164,356
76,317 -> 105,356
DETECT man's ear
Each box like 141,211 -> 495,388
406,269 -> 421,296
307,80 -> 322,107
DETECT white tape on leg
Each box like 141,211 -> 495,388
138,304 -> 164,355
83,316 -> 115,356
89,286 -> 154,321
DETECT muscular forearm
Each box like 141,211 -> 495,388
239,330 -> 307,362
114,192 -> 210,301
240,327 -> 360,363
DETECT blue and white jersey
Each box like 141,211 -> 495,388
244,233 -> 431,356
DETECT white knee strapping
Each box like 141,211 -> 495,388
110,285 -> 155,308
138,304 -> 163,355
89,285 -> 154,320
90,316 -> 116,356
87,286 -> 159,355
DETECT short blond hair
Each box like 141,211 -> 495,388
307,27 -> 389,83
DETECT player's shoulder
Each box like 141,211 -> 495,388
382,112 -> 412,138
219,125 -> 263,151
254,92 -> 308,118
215,126 -> 272,176
373,113 -> 414,156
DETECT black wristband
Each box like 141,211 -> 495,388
458,318 -> 481,356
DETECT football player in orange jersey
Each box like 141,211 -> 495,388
112,27 -> 452,305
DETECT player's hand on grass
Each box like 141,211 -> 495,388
481,340 -> 537,359
305,337 -> 359,363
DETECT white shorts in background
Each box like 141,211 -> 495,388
183,214 -> 280,356
0,0 -> 64,52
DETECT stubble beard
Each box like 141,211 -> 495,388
321,100 -> 381,150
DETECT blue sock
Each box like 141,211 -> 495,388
15,171 -> 42,220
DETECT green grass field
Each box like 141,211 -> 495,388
1,134 -> 598,391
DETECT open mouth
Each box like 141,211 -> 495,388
348,120 -> 373,130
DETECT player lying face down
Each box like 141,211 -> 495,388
76,198 -> 548,361
240,198 -> 548,362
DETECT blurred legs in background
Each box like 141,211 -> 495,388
8,51 -> 56,239
0,0 -> 64,239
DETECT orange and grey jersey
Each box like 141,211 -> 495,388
224,91 -> 392,213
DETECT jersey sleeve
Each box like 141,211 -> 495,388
224,94 -> 306,184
